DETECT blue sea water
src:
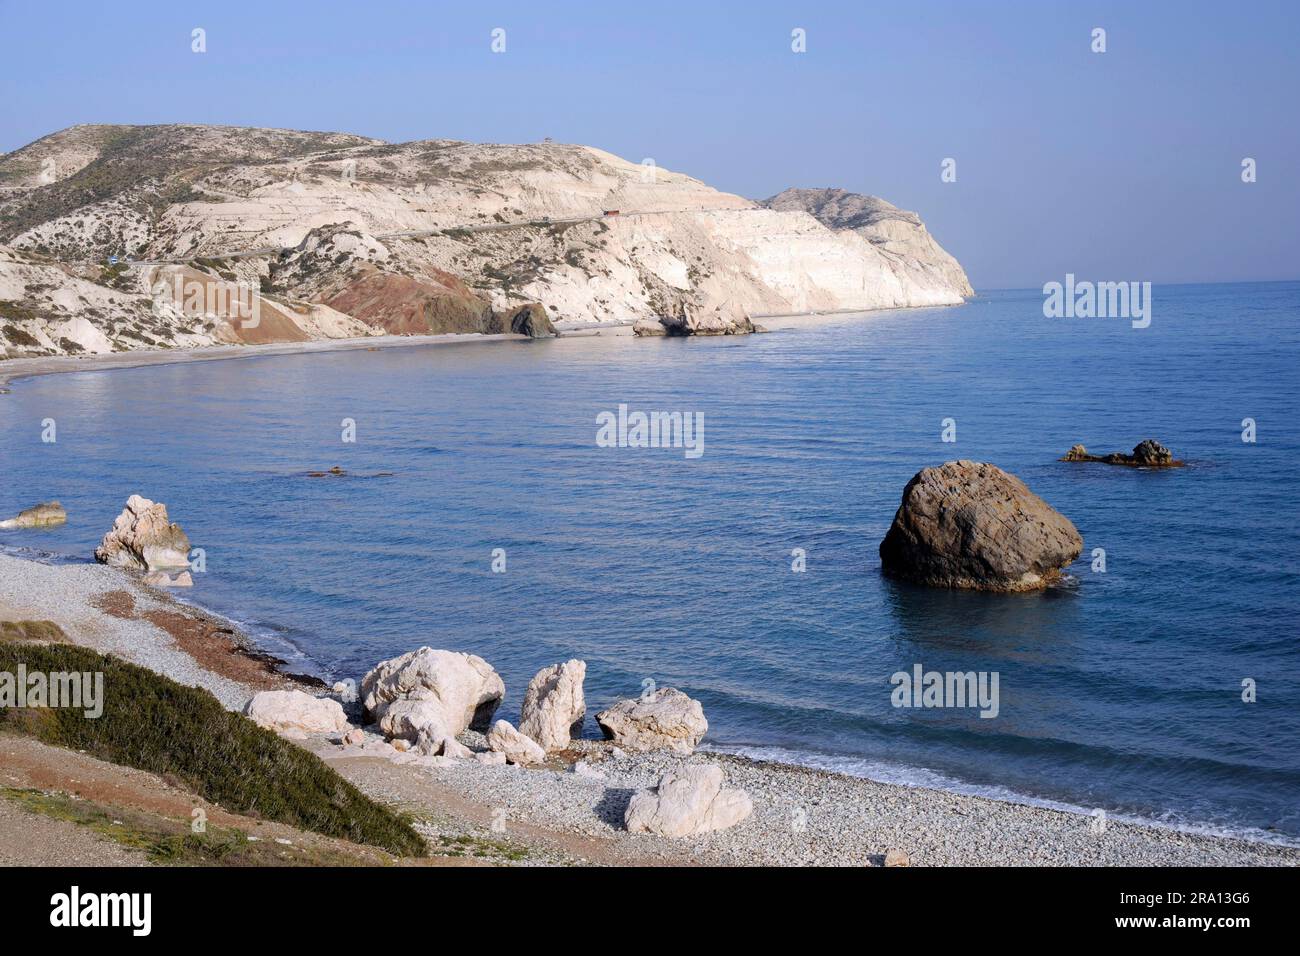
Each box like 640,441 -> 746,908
3,283 -> 1298,841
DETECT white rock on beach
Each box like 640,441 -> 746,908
571,760 -> 607,780
487,720 -> 546,766
596,687 -> 708,754
94,495 -> 192,571
415,727 -> 473,759
0,501 -> 67,529
360,647 -> 504,743
243,690 -> 348,737
624,764 -> 753,838
475,750 -> 508,766
519,659 -> 586,750
142,570 -> 193,587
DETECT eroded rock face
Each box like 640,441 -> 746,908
486,719 -> 545,765
360,647 -> 504,743
1061,439 -> 1183,468
624,764 -> 752,837
243,690 -> 348,737
519,659 -> 586,750
496,302 -> 556,338
879,461 -> 1083,592
94,495 -> 191,571
596,687 -> 708,754
0,501 -> 66,529
634,304 -> 755,337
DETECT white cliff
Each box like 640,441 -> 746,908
0,125 -> 971,357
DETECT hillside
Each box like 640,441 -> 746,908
0,124 -> 972,357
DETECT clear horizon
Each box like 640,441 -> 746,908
2,0 -> 1297,288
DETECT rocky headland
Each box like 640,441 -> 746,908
0,124 -> 970,359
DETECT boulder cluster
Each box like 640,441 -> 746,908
244,648 -> 748,839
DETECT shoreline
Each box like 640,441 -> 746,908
0,330 -> 532,390
0,549 -> 1296,864
0,300 -> 966,391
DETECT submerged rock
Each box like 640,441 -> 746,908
624,764 -> 752,837
360,647 -> 504,743
879,460 -> 1083,592
1061,439 -> 1184,468
0,501 -> 67,529
94,495 -> 191,571
596,687 -> 708,754
519,659 -> 586,750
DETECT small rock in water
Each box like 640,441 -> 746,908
1060,439 -> 1183,468
0,501 -> 67,530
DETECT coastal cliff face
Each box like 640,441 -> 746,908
0,124 -> 971,357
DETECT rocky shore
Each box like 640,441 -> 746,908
2,550 -> 1296,866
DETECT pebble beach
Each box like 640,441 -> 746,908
2,551 -> 1296,867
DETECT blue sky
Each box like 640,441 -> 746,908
2,0 -> 1296,288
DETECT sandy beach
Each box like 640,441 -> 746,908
1,550 -> 1295,867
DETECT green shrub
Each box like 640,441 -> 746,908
0,642 -> 425,856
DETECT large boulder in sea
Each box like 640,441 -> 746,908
94,495 -> 191,571
519,659 -> 586,750
0,501 -> 67,529
624,764 -> 753,837
243,690 -> 348,738
596,687 -> 708,754
360,647 -> 504,743
878,460 -> 1082,592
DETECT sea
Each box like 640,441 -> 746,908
3,282 -> 1298,842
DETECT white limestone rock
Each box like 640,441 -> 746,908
596,687 -> 708,754
243,690 -> 348,737
486,719 -> 545,766
624,764 -> 753,838
360,647 -> 504,743
94,495 -> 191,571
518,659 -> 586,750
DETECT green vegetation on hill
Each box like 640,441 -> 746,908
0,641 -> 425,856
